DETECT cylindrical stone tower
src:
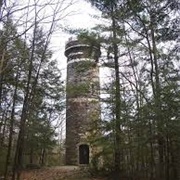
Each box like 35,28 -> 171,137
65,37 -> 100,165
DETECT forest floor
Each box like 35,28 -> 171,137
18,166 -> 105,180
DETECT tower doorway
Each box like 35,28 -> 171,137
79,144 -> 89,164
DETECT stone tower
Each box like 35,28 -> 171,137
65,37 -> 100,165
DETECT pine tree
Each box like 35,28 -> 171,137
85,0 -> 180,179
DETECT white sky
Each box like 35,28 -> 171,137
48,0 -> 102,138
49,0 -> 101,81
2,0 -> 105,138
4,0 -> 101,81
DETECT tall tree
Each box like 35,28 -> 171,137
85,0 -> 180,179
85,0 -> 126,179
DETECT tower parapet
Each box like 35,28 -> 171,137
65,38 -> 100,62
65,38 -> 100,165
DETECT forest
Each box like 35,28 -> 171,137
0,0 -> 180,180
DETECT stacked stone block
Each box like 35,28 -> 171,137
65,38 -> 100,165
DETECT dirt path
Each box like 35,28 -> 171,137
19,166 -> 103,180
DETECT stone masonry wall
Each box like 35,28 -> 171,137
65,39 -> 100,165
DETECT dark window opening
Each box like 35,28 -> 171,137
79,144 -> 89,164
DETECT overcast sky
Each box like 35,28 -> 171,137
48,0 -> 101,136
4,0 -> 100,81
49,0 -> 101,81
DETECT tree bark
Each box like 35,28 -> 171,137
4,72 -> 19,180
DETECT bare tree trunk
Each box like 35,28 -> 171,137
12,93 -> 30,180
29,147 -> 34,164
150,14 -> 164,180
0,108 -> 8,146
12,21 -> 36,179
4,72 -> 19,180
111,10 -> 122,180
40,148 -> 46,166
